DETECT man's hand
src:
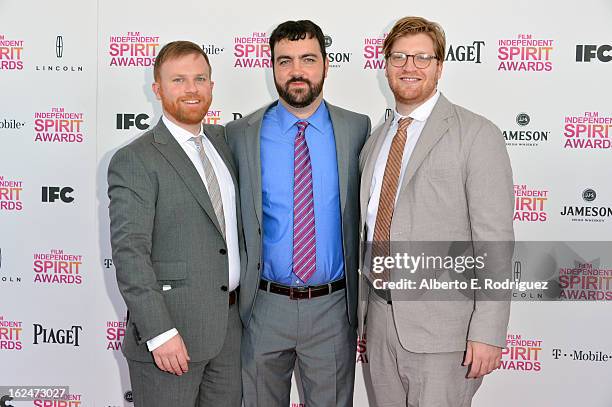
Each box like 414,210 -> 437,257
152,334 -> 190,375
463,340 -> 502,378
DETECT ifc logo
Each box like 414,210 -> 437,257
516,113 -> 530,126
582,189 -> 596,202
124,391 -> 133,403
324,35 -> 332,48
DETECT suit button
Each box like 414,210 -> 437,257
257,262 -> 261,270
221,285 -> 228,291
219,248 -> 227,255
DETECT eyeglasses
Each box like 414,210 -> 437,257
387,52 -> 438,69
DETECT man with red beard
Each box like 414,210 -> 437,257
108,41 -> 243,407
226,20 -> 370,406
358,16 -> 513,406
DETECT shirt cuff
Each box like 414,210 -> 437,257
146,328 -> 178,351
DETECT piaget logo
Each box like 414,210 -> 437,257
445,41 -> 485,63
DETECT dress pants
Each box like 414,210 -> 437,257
127,303 -> 242,407
366,294 -> 482,407
242,287 -> 356,407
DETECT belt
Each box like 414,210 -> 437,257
259,278 -> 345,300
229,289 -> 237,306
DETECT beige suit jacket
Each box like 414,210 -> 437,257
358,94 -> 514,352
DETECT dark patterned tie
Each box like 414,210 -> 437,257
292,121 -> 316,283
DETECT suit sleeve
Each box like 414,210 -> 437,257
464,119 -> 515,348
108,146 -> 175,345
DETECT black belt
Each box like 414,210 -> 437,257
229,289 -> 237,306
259,278 -> 345,300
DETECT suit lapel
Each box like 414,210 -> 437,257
397,94 -> 453,197
151,119 -> 224,237
245,106 -> 268,227
327,103 -> 349,214
359,117 -> 393,230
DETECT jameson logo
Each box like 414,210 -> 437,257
560,188 -> 612,222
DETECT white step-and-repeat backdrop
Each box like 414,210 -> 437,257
1,0 -> 611,405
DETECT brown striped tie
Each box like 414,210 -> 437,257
372,117 -> 413,281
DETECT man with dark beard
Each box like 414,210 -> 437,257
108,41 -> 243,407
226,20 -> 370,407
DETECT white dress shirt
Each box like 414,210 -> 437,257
366,91 -> 440,242
147,116 -> 240,351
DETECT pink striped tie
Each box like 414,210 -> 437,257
293,121 -> 316,283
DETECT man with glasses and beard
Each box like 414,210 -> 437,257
226,20 -> 370,407
358,16 -> 513,407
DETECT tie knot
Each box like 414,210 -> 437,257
398,117 -> 412,132
191,135 -> 203,151
296,121 -> 309,134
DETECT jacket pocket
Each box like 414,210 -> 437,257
153,261 -> 186,281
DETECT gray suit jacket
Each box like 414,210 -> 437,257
108,119 -> 244,363
358,94 -> 514,352
226,100 -> 371,328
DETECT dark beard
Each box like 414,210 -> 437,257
275,76 -> 324,108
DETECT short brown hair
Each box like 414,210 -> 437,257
153,41 -> 211,81
383,16 -> 446,62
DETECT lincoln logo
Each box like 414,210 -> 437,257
56,36 -> 63,58
513,261 -> 522,283
385,108 -> 393,121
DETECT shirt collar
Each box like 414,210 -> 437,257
393,90 -> 440,124
276,99 -> 329,133
162,115 -> 204,144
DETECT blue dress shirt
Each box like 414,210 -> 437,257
260,101 -> 344,286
